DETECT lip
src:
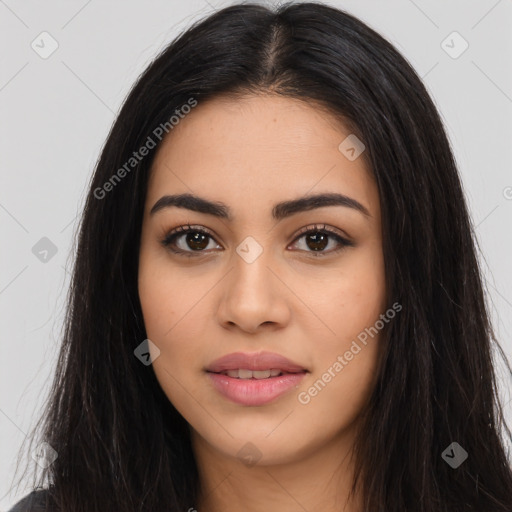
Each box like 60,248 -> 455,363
207,371 -> 307,406
205,351 -> 308,406
205,351 -> 307,373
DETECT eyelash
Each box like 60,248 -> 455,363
160,223 -> 354,258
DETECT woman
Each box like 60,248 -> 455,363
8,2 -> 512,511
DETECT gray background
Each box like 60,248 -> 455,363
1,0 -> 511,509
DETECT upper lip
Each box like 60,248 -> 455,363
205,351 -> 308,373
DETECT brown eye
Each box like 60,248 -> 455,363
184,232 -> 209,250
289,224 -> 354,256
161,223 -> 353,258
161,225 -> 221,256
304,232 -> 329,251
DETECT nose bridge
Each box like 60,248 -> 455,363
216,236 -> 290,331
230,238 -> 276,302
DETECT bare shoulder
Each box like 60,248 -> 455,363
7,489 -> 50,512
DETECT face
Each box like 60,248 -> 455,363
138,94 -> 386,467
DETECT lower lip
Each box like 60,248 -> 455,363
206,371 -> 307,406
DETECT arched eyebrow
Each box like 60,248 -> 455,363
150,192 -> 371,220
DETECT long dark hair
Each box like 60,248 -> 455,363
11,2 -> 512,511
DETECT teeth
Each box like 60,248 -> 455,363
223,368 -> 284,379
239,368 -> 255,379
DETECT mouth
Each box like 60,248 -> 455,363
207,368 -> 307,379
206,370 -> 308,406
205,350 -> 308,374
204,351 -> 309,406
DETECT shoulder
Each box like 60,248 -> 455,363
7,489 -> 50,512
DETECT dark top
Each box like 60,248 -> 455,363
7,489 -> 50,512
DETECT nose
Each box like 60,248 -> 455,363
216,247 -> 291,334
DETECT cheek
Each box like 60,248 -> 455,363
139,277 -> 206,361
300,245 -> 385,343
138,257 -> 207,411
299,242 -> 385,404
138,248 -> 204,340
138,247 -> 220,380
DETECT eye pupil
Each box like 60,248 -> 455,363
306,232 -> 328,251
187,232 -> 209,250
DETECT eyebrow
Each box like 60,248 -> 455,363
150,192 -> 370,220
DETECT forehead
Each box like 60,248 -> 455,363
146,94 -> 378,220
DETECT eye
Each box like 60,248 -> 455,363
160,223 -> 354,258
288,223 -> 354,257
160,224 -> 221,257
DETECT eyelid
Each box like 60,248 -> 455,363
163,223 -> 217,240
290,223 -> 352,244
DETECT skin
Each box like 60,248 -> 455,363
138,94 -> 386,512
